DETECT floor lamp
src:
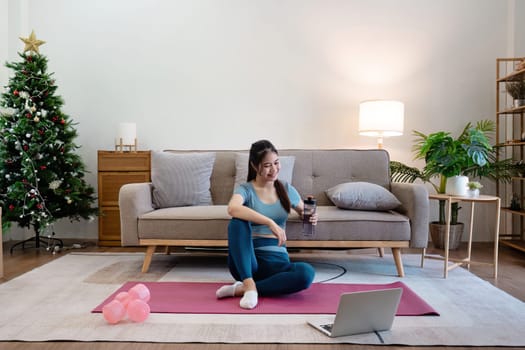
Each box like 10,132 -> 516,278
358,100 -> 404,258
358,100 -> 404,149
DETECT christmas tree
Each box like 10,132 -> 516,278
0,31 -> 97,248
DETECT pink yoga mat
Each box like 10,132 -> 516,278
93,281 -> 438,316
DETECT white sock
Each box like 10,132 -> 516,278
240,290 -> 258,309
216,281 -> 242,299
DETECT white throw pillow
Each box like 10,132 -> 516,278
151,151 -> 216,208
325,182 -> 401,211
234,153 -> 295,187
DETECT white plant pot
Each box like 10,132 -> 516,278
514,99 -> 525,108
445,175 -> 469,196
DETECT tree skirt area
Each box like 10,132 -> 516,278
0,251 -> 523,345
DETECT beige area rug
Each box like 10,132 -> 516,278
0,250 -> 524,345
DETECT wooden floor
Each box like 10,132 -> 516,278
1,239 -> 525,350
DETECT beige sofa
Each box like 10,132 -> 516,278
119,149 -> 429,276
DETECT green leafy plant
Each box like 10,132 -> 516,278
467,181 -> 483,190
506,81 -> 525,100
391,120 -> 522,225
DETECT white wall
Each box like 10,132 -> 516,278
0,0 -> 10,95
2,0 -> 524,241
514,0 -> 525,55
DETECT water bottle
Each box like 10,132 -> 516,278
303,195 -> 317,236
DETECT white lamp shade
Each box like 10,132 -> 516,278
358,100 -> 404,137
117,122 -> 137,145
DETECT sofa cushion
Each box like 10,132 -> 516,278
325,182 -> 401,211
139,205 -> 231,240
234,153 -> 295,187
285,206 -> 410,241
137,205 -> 410,242
151,151 -> 216,208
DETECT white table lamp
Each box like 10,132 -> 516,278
115,122 -> 137,152
358,100 -> 404,149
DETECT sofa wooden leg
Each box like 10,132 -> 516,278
391,248 -> 405,277
377,248 -> 385,257
142,245 -> 156,273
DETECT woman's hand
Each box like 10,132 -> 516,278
268,220 -> 287,246
309,212 -> 319,225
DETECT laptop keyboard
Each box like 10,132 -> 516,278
320,324 -> 333,332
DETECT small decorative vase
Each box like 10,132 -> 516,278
467,189 -> 480,198
514,99 -> 525,108
445,176 -> 469,196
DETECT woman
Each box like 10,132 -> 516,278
216,140 -> 316,309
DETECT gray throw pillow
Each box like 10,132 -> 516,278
326,182 -> 401,211
151,151 -> 216,208
234,153 -> 295,187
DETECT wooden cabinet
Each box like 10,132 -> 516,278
496,58 -> 525,253
97,151 -> 151,246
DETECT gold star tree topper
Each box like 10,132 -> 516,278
20,30 -> 46,54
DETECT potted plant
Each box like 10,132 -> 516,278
506,81 -> 525,108
390,120 -> 521,249
466,181 -> 483,198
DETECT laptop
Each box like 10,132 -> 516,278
307,288 -> 402,338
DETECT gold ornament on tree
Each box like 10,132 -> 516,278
20,30 -> 46,54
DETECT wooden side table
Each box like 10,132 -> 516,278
424,194 -> 501,278
97,151 -> 151,246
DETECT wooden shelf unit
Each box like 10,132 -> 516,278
496,58 -> 525,253
500,239 -> 525,252
97,151 -> 151,246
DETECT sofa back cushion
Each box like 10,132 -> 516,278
280,149 -> 391,206
164,150 -> 238,206
151,151 -> 216,208
164,149 -> 391,206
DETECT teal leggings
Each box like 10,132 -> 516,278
227,218 -> 315,296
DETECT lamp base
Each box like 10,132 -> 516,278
115,138 -> 138,153
377,136 -> 383,149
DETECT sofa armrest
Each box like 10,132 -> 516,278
391,182 -> 429,248
119,182 -> 154,246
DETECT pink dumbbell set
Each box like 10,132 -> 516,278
102,283 -> 151,324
